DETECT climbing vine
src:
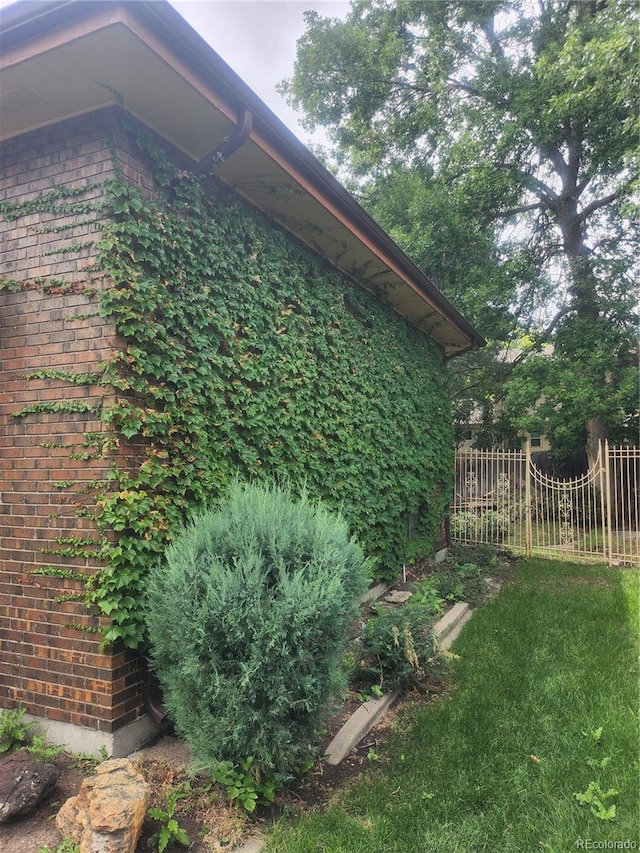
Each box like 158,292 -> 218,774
1,121 -> 454,650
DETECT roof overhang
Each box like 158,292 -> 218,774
0,0 -> 485,354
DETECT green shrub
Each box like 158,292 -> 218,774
440,542 -> 510,605
354,599 -> 441,695
446,541 -> 499,570
147,481 -> 370,783
450,508 -> 510,541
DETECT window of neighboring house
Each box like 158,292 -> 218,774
530,432 -> 542,448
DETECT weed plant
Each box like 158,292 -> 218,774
147,785 -> 191,852
37,840 -> 80,853
354,594 -> 442,694
0,707 -> 35,753
353,543 -> 505,696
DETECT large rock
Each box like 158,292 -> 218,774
0,749 -> 59,823
56,758 -> 149,853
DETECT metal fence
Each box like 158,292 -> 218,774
451,441 -> 640,567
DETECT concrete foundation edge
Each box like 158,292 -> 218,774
24,712 -> 161,758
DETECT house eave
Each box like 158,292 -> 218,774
0,0 -> 485,354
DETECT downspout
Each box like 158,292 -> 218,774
144,667 -> 170,726
193,108 -> 253,173
144,108 -> 254,729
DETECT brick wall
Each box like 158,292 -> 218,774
0,109 -> 156,737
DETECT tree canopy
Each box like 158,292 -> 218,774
282,0 -> 639,458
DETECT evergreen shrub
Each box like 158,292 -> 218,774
147,480 -> 370,783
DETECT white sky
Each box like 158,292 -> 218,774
169,1 -> 349,143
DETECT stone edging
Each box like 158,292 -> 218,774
323,601 -> 472,765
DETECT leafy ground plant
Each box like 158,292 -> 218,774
70,745 -> 110,774
264,559 -> 639,852
37,841 -> 80,853
147,785 -> 191,852
213,758 -> 278,813
574,781 -> 619,822
0,707 -> 35,753
27,735 -> 66,763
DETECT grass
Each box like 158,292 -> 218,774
264,558 -> 640,853
454,518 -> 640,564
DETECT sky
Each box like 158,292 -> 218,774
169,1 -> 349,143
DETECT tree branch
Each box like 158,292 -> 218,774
494,202 -> 546,218
507,167 -> 559,206
575,174 -> 592,198
541,143 -> 570,186
480,18 -> 507,63
511,307 -> 572,365
446,77 -> 486,99
578,191 -> 621,221
565,130 -> 582,190
367,74 -> 506,108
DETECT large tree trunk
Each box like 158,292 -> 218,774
555,188 -> 609,466
586,415 -> 609,470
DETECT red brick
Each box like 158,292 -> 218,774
0,109 -> 154,734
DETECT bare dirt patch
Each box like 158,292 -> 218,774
0,697 -> 414,853
1,751 -> 90,853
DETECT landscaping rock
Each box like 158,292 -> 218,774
0,749 -> 59,823
383,589 -> 414,604
56,757 -> 149,853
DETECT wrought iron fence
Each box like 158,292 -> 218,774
451,441 -> 640,567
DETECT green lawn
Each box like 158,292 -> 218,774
264,559 -> 640,853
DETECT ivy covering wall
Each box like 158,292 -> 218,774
1,120 -> 454,650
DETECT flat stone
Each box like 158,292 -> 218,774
0,749 -> 59,823
384,589 -> 414,604
324,691 -> 398,765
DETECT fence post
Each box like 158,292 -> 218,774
525,439 -> 532,558
602,439 -> 613,566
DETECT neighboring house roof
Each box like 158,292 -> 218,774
0,0 -> 485,354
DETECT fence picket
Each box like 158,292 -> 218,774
451,441 -> 640,567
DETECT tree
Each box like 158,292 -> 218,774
282,0 -> 639,461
